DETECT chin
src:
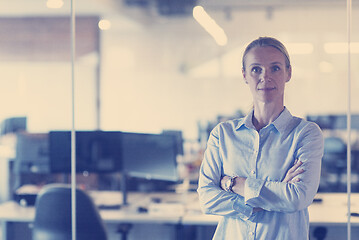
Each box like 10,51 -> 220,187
257,93 -> 283,103
257,96 -> 281,104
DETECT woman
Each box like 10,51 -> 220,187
197,37 -> 324,240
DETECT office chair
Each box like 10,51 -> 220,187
313,226 -> 327,240
32,184 -> 107,240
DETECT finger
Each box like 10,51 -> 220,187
294,160 -> 303,168
283,163 -> 305,183
289,160 -> 303,173
289,178 -> 301,184
290,168 -> 305,178
288,169 -> 305,181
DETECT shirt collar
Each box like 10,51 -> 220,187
235,107 -> 293,134
271,107 -> 293,134
235,109 -> 255,130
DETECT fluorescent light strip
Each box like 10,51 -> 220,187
193,6 -> 227,46
46,0 -> 64,9
324,42 -> 359,54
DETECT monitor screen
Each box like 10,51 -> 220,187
307,114 -> 359,130
306,115 -> 336,130
49,131 -> 123,173
332,114 -> 359,130
121,132 -> 179,182
162,130 -> 184,156
15,132 -> 49,173
1,117 -> 27,135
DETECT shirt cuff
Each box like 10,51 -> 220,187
244,177 -> 265,202
232,196 -> 253,220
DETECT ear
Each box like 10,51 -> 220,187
242,68 -> 248,84
286,65 -> 292,82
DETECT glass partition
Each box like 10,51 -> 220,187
0,1 -> 102,201
0,1 -> 73,203
0,0 -> 357,239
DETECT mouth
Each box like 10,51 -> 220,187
258,87 -> 276,91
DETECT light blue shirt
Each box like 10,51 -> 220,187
197,108 -> 324,240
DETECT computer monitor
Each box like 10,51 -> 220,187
49,131 -> 123,174
121,132 -> 179,182
306,115 -> 336,130
1,117 -> 27,135
162,130 -> 184,156
307,114 -> 359,130
332,114 -> 359,130
14,132 -> 49,174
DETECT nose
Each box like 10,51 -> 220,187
260,69 -> 271,82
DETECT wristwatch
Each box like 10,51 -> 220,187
224,176 -> 237,193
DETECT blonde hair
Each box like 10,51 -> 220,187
242,37 -> 291,71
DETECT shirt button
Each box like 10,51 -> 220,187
249,232 -> 254,236
251,170 -> 256,175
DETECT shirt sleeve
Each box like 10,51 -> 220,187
197,125 -> 254,220
244,122 -> 324,213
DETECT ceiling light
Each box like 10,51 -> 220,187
46,0 -> 64,9
98,19 -> 111,30
193,6 -> 227,46
324,42 -> 359,54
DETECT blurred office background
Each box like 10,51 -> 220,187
0,0 -> 359,239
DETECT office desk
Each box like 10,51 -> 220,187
1,192 -> 359,240
91,191 -> 185,225
308,193 -> 359,226
0,201 -> 183,240
0,191 -> 189,240
181,193 -> 359,240
181,193 -> 359,226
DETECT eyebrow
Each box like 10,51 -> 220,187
249,62 -> 283,67
270,62 -> 283,65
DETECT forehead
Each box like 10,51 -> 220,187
245,46 -> 286,66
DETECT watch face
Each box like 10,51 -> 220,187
225,178 -> 232,189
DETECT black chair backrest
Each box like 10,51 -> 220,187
32,185 -> 107,240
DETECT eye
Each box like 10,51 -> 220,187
271,65 -> 281,72
251,66 -> 262,74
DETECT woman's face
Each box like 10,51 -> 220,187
242,46 -> 291,105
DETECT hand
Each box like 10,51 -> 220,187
282,160 -> 305,183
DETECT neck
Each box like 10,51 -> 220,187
252,101 -> 284,131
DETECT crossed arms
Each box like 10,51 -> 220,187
197,122 -> 324,219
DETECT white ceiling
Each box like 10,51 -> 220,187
0,0 -> 358,69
